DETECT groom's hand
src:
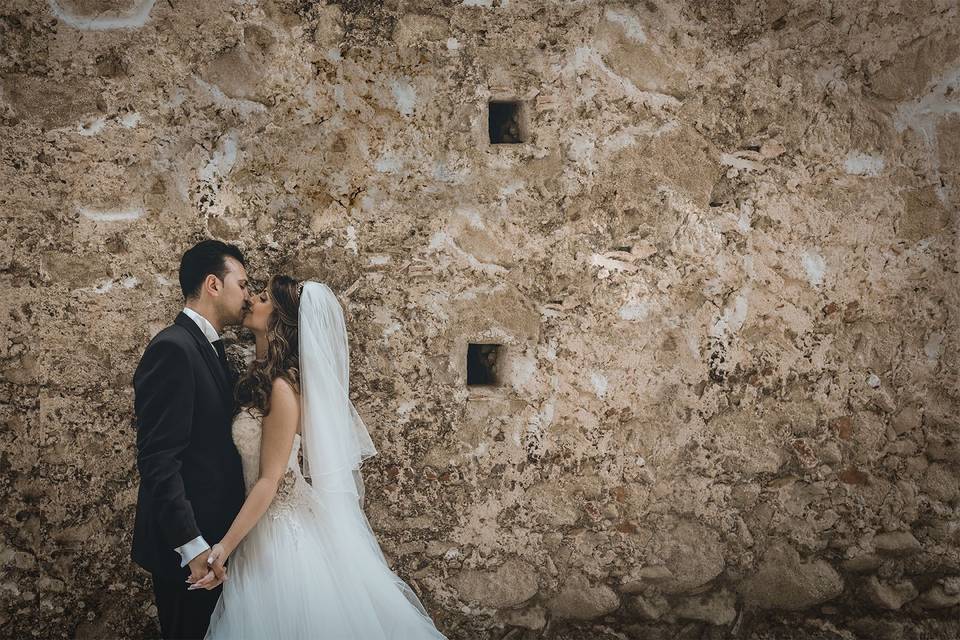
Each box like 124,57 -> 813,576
186,548 -> 213,587
191,543 -> 228,590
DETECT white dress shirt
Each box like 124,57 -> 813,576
182,306 -> 221,354
174,307 -> 220,567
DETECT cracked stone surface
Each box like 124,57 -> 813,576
738,542 -> 845,611
2,0 -> 959,638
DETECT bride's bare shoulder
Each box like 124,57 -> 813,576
262,378 -> 299,433
271,376 -> 296,395
270,377 -> 300,407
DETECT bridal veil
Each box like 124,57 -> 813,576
297,281 -> 439,624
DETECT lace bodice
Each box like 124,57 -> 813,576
232,407 -> 308,514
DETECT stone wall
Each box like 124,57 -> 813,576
2,0 -> 959,638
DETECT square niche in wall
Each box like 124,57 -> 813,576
467,343 -> 502,386
488,100 -> 528,144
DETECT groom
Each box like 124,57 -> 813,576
132,239 -> 250,639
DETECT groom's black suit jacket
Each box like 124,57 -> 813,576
131,312 -> 246,579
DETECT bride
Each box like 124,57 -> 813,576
189,276 -> 448,640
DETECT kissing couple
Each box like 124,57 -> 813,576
131,240 -> 448,639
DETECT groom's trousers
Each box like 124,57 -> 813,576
152,575 -> 222,640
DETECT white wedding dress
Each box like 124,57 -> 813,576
204,406 -> 449,640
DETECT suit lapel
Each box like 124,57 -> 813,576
175,312 -> 232,411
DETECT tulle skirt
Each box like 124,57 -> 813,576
204,482 -> 448,640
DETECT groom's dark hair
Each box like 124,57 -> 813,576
179,239 -> 246,300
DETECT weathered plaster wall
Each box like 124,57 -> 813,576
2,0 -> 959,638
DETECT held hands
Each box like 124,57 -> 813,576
187,543 -> 229,591
185,548 -> 214,587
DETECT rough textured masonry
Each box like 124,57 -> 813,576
1,0 -> 959,638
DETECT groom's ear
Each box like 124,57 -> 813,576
203,273 -> 222,298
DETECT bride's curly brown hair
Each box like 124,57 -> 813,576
234,274 -> 302,415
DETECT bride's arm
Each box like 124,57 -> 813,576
191,377 -> 299,589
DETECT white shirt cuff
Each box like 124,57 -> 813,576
175,536 -> 210,567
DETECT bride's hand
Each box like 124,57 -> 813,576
189,543 -> 229,590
